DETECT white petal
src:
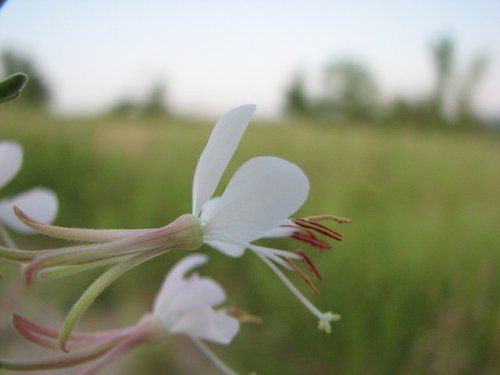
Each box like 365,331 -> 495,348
262,219 -> 298,238
204,156 -> 309,243
205,240 -> 246,257
153,254 -> 209,316
192,104 -> 256,216
156,276 -> 226,326
169,305 -> 239,344
153,254 -> 237,344
0,187 -> 58,234
199,197 -> 221,222
168,275 -> 226,312
0,141 -> 22,189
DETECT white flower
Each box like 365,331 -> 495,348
153,253 -> 239,344
0,254 -> 241,375
5,105 -> 348,337
0,141 -> 58,235
192,105 -> 343,332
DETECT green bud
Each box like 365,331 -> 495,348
0,72 -> 28,104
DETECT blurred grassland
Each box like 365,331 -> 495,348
1,106 -> 499,374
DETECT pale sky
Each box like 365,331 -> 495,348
0,0 -> 499,119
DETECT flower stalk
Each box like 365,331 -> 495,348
0,104 -> 350,336
0,254 -> 243,375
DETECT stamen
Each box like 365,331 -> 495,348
304,214 -> 352,224
286,258 -> 319,296
225,306 -> 263,324
249,245 -> 298,270
257,253 -> 338,333
291,231 -> 331,251
292,218 -> 344,241
296,250 -> 322,281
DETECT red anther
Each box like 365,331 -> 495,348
292,232 -> 331,251
296,250 -> 322,281
292,218 -> 343,241
305,214 -> 352,224
286,259 -> 319,296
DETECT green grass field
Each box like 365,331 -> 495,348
1,106 -> 499,374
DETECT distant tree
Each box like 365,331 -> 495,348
386,36 -> 488,128
109,99 -> 141,118
1,50 -> 51,108
319,59 -> 379,122
108,82 -> 169,119
384,97 -> 437,127
430,37 -> 455,121
283,72 -> 313,118
456,55 -> 487,125
141,83 -> 169,117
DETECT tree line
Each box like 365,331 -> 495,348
1,36 -> 491,128
283,36 -> 489,128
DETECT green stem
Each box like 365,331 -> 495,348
0,221 -> 18,250
58,249 -> 166,351
38,255 -> 133,280
0,338 -> 121,370
0,245 -> 41,262
14,207 -> 153,242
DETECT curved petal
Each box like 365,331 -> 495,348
204,156 -> 309,243
166,276 -> 226,315
0,141 -> 22,189
205,240 -> 246,258
262,219 -> 297,238
0,187 -> 58,234
169,305 -> 239,345
192,104 -> 256,216
199,197 -> 221,223
153,254 -> 208,315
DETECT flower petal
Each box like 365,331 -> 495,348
204,156 -> 309,243
0,141 -> 22,189
205,240 -> 246,257
166,276 -> 226,315
153,254 -> 209,315
0,187 -> 58,234
169,305 -> 239,345
192,104 -> 256,216
199,197 -> 221,223
262,219 -> 297,238
153,254 -> 236,344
